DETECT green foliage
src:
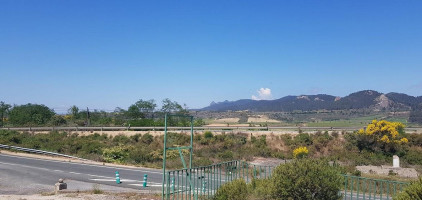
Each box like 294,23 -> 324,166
127,105 -> 144,119
193,157 -> 213,167
140,133 -> 154,144
49,115 -> 67,126
0,101 -> 11,127
161,98 -> 185,114
102,146 -> 129,163
249,178 -> 272,199
127,119 -> 155,126
394,178 -> 422,200
217,150 -> 234,160
68,105 -> 79,120
294,133 -> 312,145
270,159 -> 343,200
214,179 -> 248,200
194,119 -> 205,126
9,104 -> 55,126
404,147 -> 422,165
204,131 -> 213,139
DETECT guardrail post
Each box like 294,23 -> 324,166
115,171 -> 121,184
143,174 -> 147,187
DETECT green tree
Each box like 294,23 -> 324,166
161,98 -> 185,113
126,99 -> 157,119
127,104 -> 144,119
68,105 -> 79,120
135,99 -> 156,116
0,101 -> 11,127
8,104 -> 55,126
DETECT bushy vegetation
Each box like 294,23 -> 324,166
214,159 -> 344,200
0,130 -> 275,168
270,159 -> 343,200
293,146 -> 308,158
394,178 -> 422,200
356,120 -> 408,154
0,98 -> 199,127
1,120 -> 420,171
214,179 -> 248,200
8,104 -> 55,126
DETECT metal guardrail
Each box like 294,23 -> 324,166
164,160 -> 274,200
0,144 -> 89,161
1,126 -> 421,133
342,175 -> 408,200
0,126 -> 369,131
163,161 -> 410,200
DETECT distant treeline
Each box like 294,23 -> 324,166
0,99 -> 205,127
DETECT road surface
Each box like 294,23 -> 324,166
0,153 -> 163,194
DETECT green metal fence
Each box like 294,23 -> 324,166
164,160 -> 274,200
163,161 -> 409,200
342,175 -> 408,200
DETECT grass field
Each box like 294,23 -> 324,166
297,115 -> 409,127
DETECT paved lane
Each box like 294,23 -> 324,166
0,154 -> 163,194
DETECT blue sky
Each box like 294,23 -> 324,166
1,1 -> 421,112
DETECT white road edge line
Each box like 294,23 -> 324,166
0,154 -> 162,174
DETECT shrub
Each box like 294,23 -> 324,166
249,178 -> 272,199
394,178 -> 422,200
352,170 -> 362,176
270,159 -> 343,200
294,133 -> 312,145
404,147 -> 422,165
140,133 -> 154,144
293,146 -> 309,159
217,150 -> 234,160
331,131 -> 339,138
102,146 -> 129,163
214,179 -> 248,200
356,120 -> 408,154
204,131 -> 213,139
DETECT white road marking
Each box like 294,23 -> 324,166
0,161 -> 58,172
0,161 -> 139,183
0,154 -> 162,174
90,178 -> 140,182
129,183 -> 164,187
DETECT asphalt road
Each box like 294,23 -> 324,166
0,154 -> 394,199
0,154 -> 163,194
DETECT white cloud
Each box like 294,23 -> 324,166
252,88 -> 272,100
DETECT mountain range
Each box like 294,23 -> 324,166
201,90 -> 422,112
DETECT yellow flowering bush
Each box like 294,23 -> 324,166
293,146 -> 309,158
356,120 -> 408,153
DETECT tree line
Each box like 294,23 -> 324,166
0,98 -> 204,127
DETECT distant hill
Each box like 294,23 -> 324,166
200,90 -> 422,112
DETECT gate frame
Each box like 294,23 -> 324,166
162,113 -> 195,199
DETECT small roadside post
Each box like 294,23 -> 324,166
115,171 -> 121,184
143,174 -> 148,187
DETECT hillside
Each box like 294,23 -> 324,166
201,90 -> 422,112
